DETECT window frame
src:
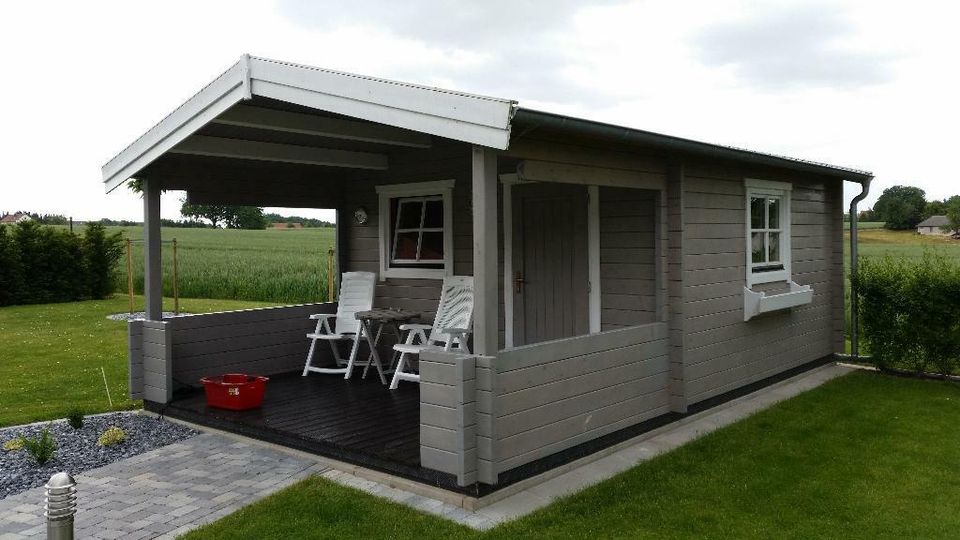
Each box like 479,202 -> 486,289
376,180 -> 455,280
744,178 -> 792,287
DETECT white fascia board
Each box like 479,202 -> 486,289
102,58 -> 250,193
102,55 -> 516,194
248,57 -> 516,150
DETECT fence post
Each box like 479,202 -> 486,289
327,248 -> 335,302
44,472 -> 76,540
172,238 -> 179,315
126,238 -> 134,315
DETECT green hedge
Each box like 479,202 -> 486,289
0,222 -> 124,307
855,253 -> 960,374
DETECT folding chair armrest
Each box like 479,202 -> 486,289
399,323 -> 433,331
309,313 -> 336,320
441,327 -> 471,338
441,328 -> 472,353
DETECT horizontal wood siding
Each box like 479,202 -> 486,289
419,350 -> 478,486
141,320 -> 171,403
128,320 -> 144,400
167,303 -> 336,387
682,165 -> 842,404
492,322 -> 670,473
599,186 -> 657,331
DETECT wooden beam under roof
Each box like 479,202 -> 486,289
212,104 -> 432,148
169,135 -> 389,170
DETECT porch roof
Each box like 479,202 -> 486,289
102,54 -> 872,194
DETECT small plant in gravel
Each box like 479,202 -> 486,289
23,427 -> 56,465
3,437 -> 25,452
66,406 -> 85,430
97,426 -> 126,447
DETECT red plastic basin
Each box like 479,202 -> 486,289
200,374 -> 269,410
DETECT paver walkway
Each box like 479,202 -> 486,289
0,363 -> 853,537
0,433 -> 327,539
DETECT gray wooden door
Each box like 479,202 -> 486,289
512,183 -> 590,346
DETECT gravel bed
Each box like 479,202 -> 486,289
106,311 -> 185,321
0,412 -> 198,499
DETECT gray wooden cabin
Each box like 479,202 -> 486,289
104,56 -> 872,491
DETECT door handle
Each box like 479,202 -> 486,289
514,271 -> 525,294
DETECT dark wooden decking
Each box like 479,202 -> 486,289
157,372 -> 461,490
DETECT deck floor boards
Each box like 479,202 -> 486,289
161,371 -> 448,486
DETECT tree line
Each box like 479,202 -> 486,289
0,222 -> 124,306
864,185 -> 960,233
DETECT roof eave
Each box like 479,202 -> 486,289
102,55 -> 517,193
512,108 -> 873,183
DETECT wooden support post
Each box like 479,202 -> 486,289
143,179 -> 163,321
172,238 -> 179,315
327,248 -> 335,302
126,238 -> 134,314
472,146 -> 498,356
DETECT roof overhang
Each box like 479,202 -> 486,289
512,108 -> 874,183
101,55 -> 517,192
102,55 -> 872,195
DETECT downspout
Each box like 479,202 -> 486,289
848,176 -> 873,358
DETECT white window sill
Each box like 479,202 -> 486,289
747,268 -> 789,287
381,267 -> 448,280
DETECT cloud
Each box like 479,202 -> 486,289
275,0 -> 627,104
693,3 -> 897,89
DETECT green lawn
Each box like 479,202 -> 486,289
183,371 -> 960,540
0,295 -> 274,427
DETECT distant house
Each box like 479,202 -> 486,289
270,222 -> 303,229
0,212 -> 31,225
917,215 -> 951,235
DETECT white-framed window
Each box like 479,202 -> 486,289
744,178 -> 792,286
376,180 -> 454,280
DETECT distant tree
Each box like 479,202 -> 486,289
226,206 -> 268,230
923,199 -> 948,219
180,202 -> 231,228
944,196 -> 960,235
180,200 -> 266,230
27,213 -> 68,225
873,185 -> 927,230
857,209 -> 878,222
263,212 -> 335,228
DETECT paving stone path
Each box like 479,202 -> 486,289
0,433 -> 327,540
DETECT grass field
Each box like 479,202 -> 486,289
842,220 -> 886,230
0,295 -> 273,427
105,226 -> 336,305
184,371 -> 960,540
847,227 -> 960,260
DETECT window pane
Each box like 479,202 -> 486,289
423,199 -> 443,228
768,232 -> 780,262
750,197 -> 765,229
419,232 -> 444,260
751,232 -> 765,263
393,231 -> 420,260
396,200 -> 423,229
768,198 -> 780,229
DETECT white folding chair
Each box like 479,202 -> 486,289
390,276 -> 474,389
302,271 -> 376,379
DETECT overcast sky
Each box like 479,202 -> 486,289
1,0 -> 955,222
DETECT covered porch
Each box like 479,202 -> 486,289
111,56 -> 675,492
